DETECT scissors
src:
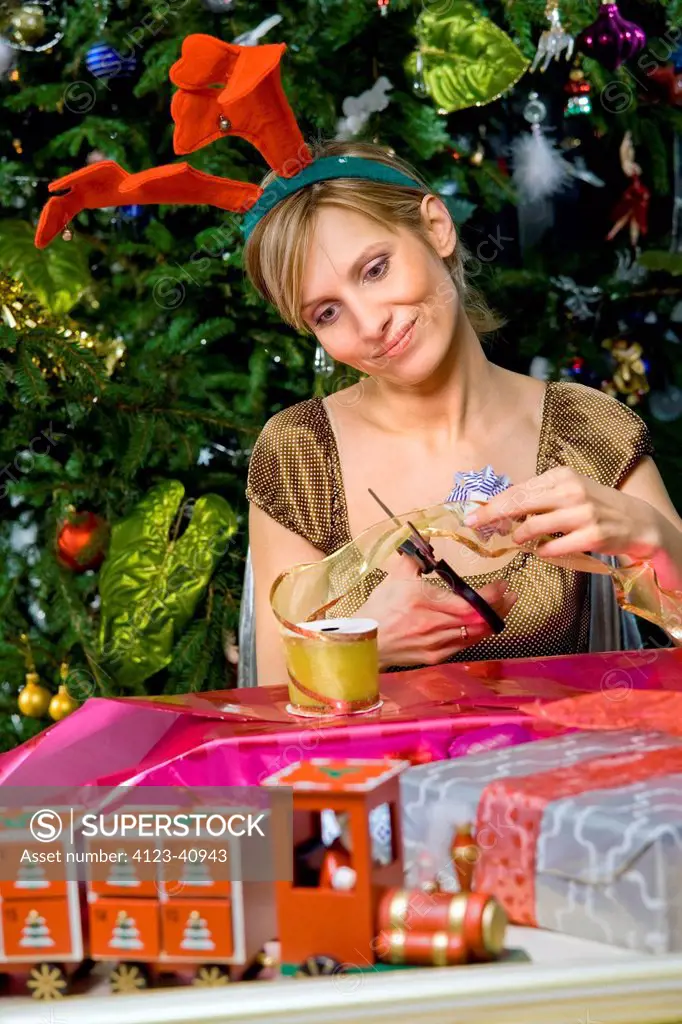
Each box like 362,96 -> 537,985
368,489 -> 506,635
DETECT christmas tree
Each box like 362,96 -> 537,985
15,860 -> 50,889
180,909 -> 215,951
180,859 -> 214,888
106,852 -> 141,888
1,0 -> 681,751
108,910 -> 144,950
19,909 -> 55,948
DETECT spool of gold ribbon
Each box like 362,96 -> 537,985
281,617 -> 380,717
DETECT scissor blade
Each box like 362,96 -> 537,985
368,488 -> 403,528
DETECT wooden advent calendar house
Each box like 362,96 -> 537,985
0,799 -> 278,997
0,808 -> 85,998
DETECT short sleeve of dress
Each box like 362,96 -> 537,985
540,381 -> 654,487
245,398 -> 338,554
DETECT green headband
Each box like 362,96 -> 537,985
241,156 -> 425,241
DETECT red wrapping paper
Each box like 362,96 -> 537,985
473,745 -> 682,925
526,689 -> 682,735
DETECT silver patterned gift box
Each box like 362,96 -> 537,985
400,730 -> 682,955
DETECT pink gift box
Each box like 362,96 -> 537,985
1,648 -> 680,789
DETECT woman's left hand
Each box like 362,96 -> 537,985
464,465 -> 663,561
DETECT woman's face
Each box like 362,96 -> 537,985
299,196 -> 460,385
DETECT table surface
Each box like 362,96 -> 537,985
5,926 -> 682,1024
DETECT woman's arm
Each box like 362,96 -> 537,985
618,455 -> 682,592
248,503 -> 327,687
466,457 -> 682,643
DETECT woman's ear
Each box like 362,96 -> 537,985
420,193 -> 457,258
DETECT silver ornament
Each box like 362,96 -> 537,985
523,92 -> 547,125
529,355 -> 553,380
648,385 -> 682,422
0,37 -> 14,76
530,4 -> 575,73
412,51 -> 427,98
314,341 -> 335,377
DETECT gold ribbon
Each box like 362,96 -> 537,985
271,500 -> 682,658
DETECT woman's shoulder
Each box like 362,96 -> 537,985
541,379 -> 654,487
247,396 -> 335,487
246,397 -> 340,552
254,396 -> 330,443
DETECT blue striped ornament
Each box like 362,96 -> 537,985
85,43 -> 137,80
118,204 -> 144,220
671,44 -> 682,73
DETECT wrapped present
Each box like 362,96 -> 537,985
1,648 -> 681,790
0,660 -> 567,788
401,728 -> 682,954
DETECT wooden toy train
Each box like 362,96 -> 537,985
0,758 -> 507,999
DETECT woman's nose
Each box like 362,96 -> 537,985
357,308 -> 392,349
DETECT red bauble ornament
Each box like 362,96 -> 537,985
646,64 -> 682,107
56,509 -> 109,572
577,3 -> 646,72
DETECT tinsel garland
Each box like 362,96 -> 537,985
0,275 -> 125,379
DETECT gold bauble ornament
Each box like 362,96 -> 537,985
18,671 -> 52,718
10,4 -> 46,46
48,683 -> 80,721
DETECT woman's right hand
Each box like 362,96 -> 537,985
360,550 -> 517,670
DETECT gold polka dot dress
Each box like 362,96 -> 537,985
246,381 -> 654,666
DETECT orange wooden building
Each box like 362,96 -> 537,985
261,758 -> 409,976
0,808 -> 86,998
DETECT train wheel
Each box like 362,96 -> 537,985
193,964 -> 231,987
26,962 -> 68,1000
109,961 -> 150,994
295,955 -> 344,977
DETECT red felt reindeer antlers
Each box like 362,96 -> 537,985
34,33 -> 313,250
170,34 -> 311,172
34,162 -> 262,249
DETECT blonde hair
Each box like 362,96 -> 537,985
243,139 -> 503,337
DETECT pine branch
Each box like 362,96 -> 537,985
36,117 -> 151,165
37,334 -> 110,394
144,220 -> 176,255
121,414 -> 157,478
3,84 -> 71,114
15,343 -> 50,407
51,574 -> 114,696
133,36 -> 195,97
114,403 -> 260,435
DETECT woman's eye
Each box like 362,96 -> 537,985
365,257 -> 389,282
313,258 -> 389,327
315,307 -> 337,326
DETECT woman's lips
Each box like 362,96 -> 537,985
379,318 -> 417,359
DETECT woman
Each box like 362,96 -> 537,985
245,140 -> 682,687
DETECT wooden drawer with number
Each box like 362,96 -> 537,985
85,839 -> 159,898
161,898 -> 233,960
88,897 -> 160,960
2,896 -> 75,959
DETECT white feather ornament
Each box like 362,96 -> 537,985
512,124 -> 572,202
512,92 -> 572,204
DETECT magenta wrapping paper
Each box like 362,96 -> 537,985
1,649 -> 679,788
